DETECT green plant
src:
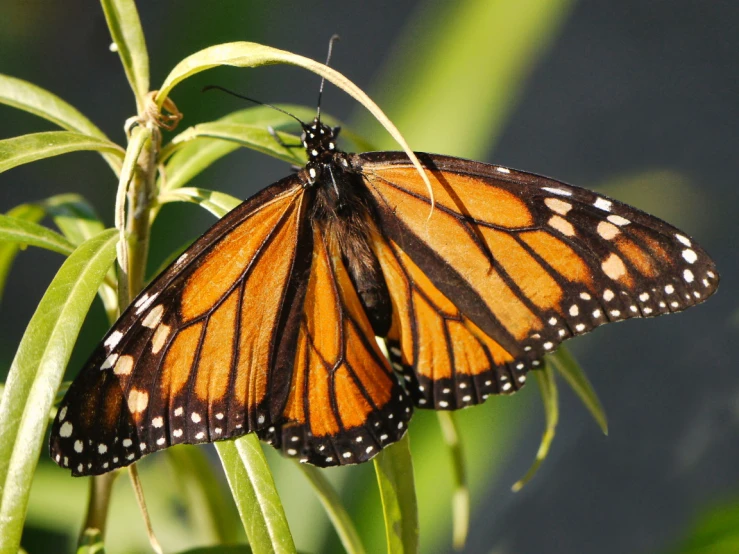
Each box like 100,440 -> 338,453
0,1 -> 605,552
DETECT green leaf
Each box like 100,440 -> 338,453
43,194 -> 106,246
0,229 -> 118,551
0,74 -> 121,174
0,203 -> 45,304
100,0 -> 150,111
158,104 -> 365,194
548,347 -> 608,435
169,122 -> 305,166
512,363 -> 559,491
216,435 -> 296,554
298,464 -> 366,554
158,187 -> 241,219
43,194 -> 118,323
436,411 -> 469,549
0,213 -> 75,255
0,131 -> 124,174
156,42 -> 432,196
166,446 -> 243,544
374,434 -> 419,554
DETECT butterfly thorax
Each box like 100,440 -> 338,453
301,117 -> 392,336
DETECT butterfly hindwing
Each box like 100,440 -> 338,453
258,225 -> 413,466
357,152 -> 718,406
50,176 -> 309,476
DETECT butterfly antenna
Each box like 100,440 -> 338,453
316,34 -> 341,123
202,85 -> 305,126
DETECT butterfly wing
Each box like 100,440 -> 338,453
50,175 -> 312,476
258,224 -> 413,466
357,152 -> 719,409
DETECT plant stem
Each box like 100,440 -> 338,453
80,472 -> 117,541
81,124 -> 160,545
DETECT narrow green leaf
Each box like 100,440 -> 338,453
158,104 -> 360,194
549,347 -> 608,435
436,411 -> 469,550
158,187 -> 241,219
42,194 -> 105,246
0,203 -> 45,304
298,464 -> 367,554
512,364 -> 559,491
0,213 -> 75,255
100,0 -> 150,111
0,74 -> 121,174
170,122 -> 304,166
42,194 -> 118,323
0,229 -> 118,551
0,131 -> 124,174
374,434 -> 419,554
216,435 -> 296,554
156,42 -> 432,196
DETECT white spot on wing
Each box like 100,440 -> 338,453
496,166 -> 511,174
142,305 -> 164,329
59,421 -> 73,437
607,214 -> 630,226
675,234 -> 691,246
682,249 -> 697,264
544,198 -> 572,215
114,355 -> 134,376
127,389 -> 149,413
104,331 -> 123,350
542,186 -> 572,197
594,198 -> 612,211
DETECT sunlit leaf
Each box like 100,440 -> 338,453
0,229 -> 118,551
374,434 -> 418,554
0,74 -> 121,174
512,363 -> 559,491
156,41 -> 431,196
0,213 -> 75,255
216,435 -> 296,554
158,187 -> 241,219
0,131 -> 124,174
100,0 -> 150,111
157,104 -> 373,194
169,122 -> 304,166
549,347 -> 608,435
436,411 -> 469,549
298,464 -> 366,554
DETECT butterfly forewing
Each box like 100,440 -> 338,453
357,152 -> 719,406
50,177 -> 308,476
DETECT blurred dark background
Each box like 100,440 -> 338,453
1,1 -> 737,553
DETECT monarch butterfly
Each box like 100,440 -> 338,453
49,93 -> 719,478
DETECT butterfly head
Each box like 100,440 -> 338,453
301,118 -> 346,184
